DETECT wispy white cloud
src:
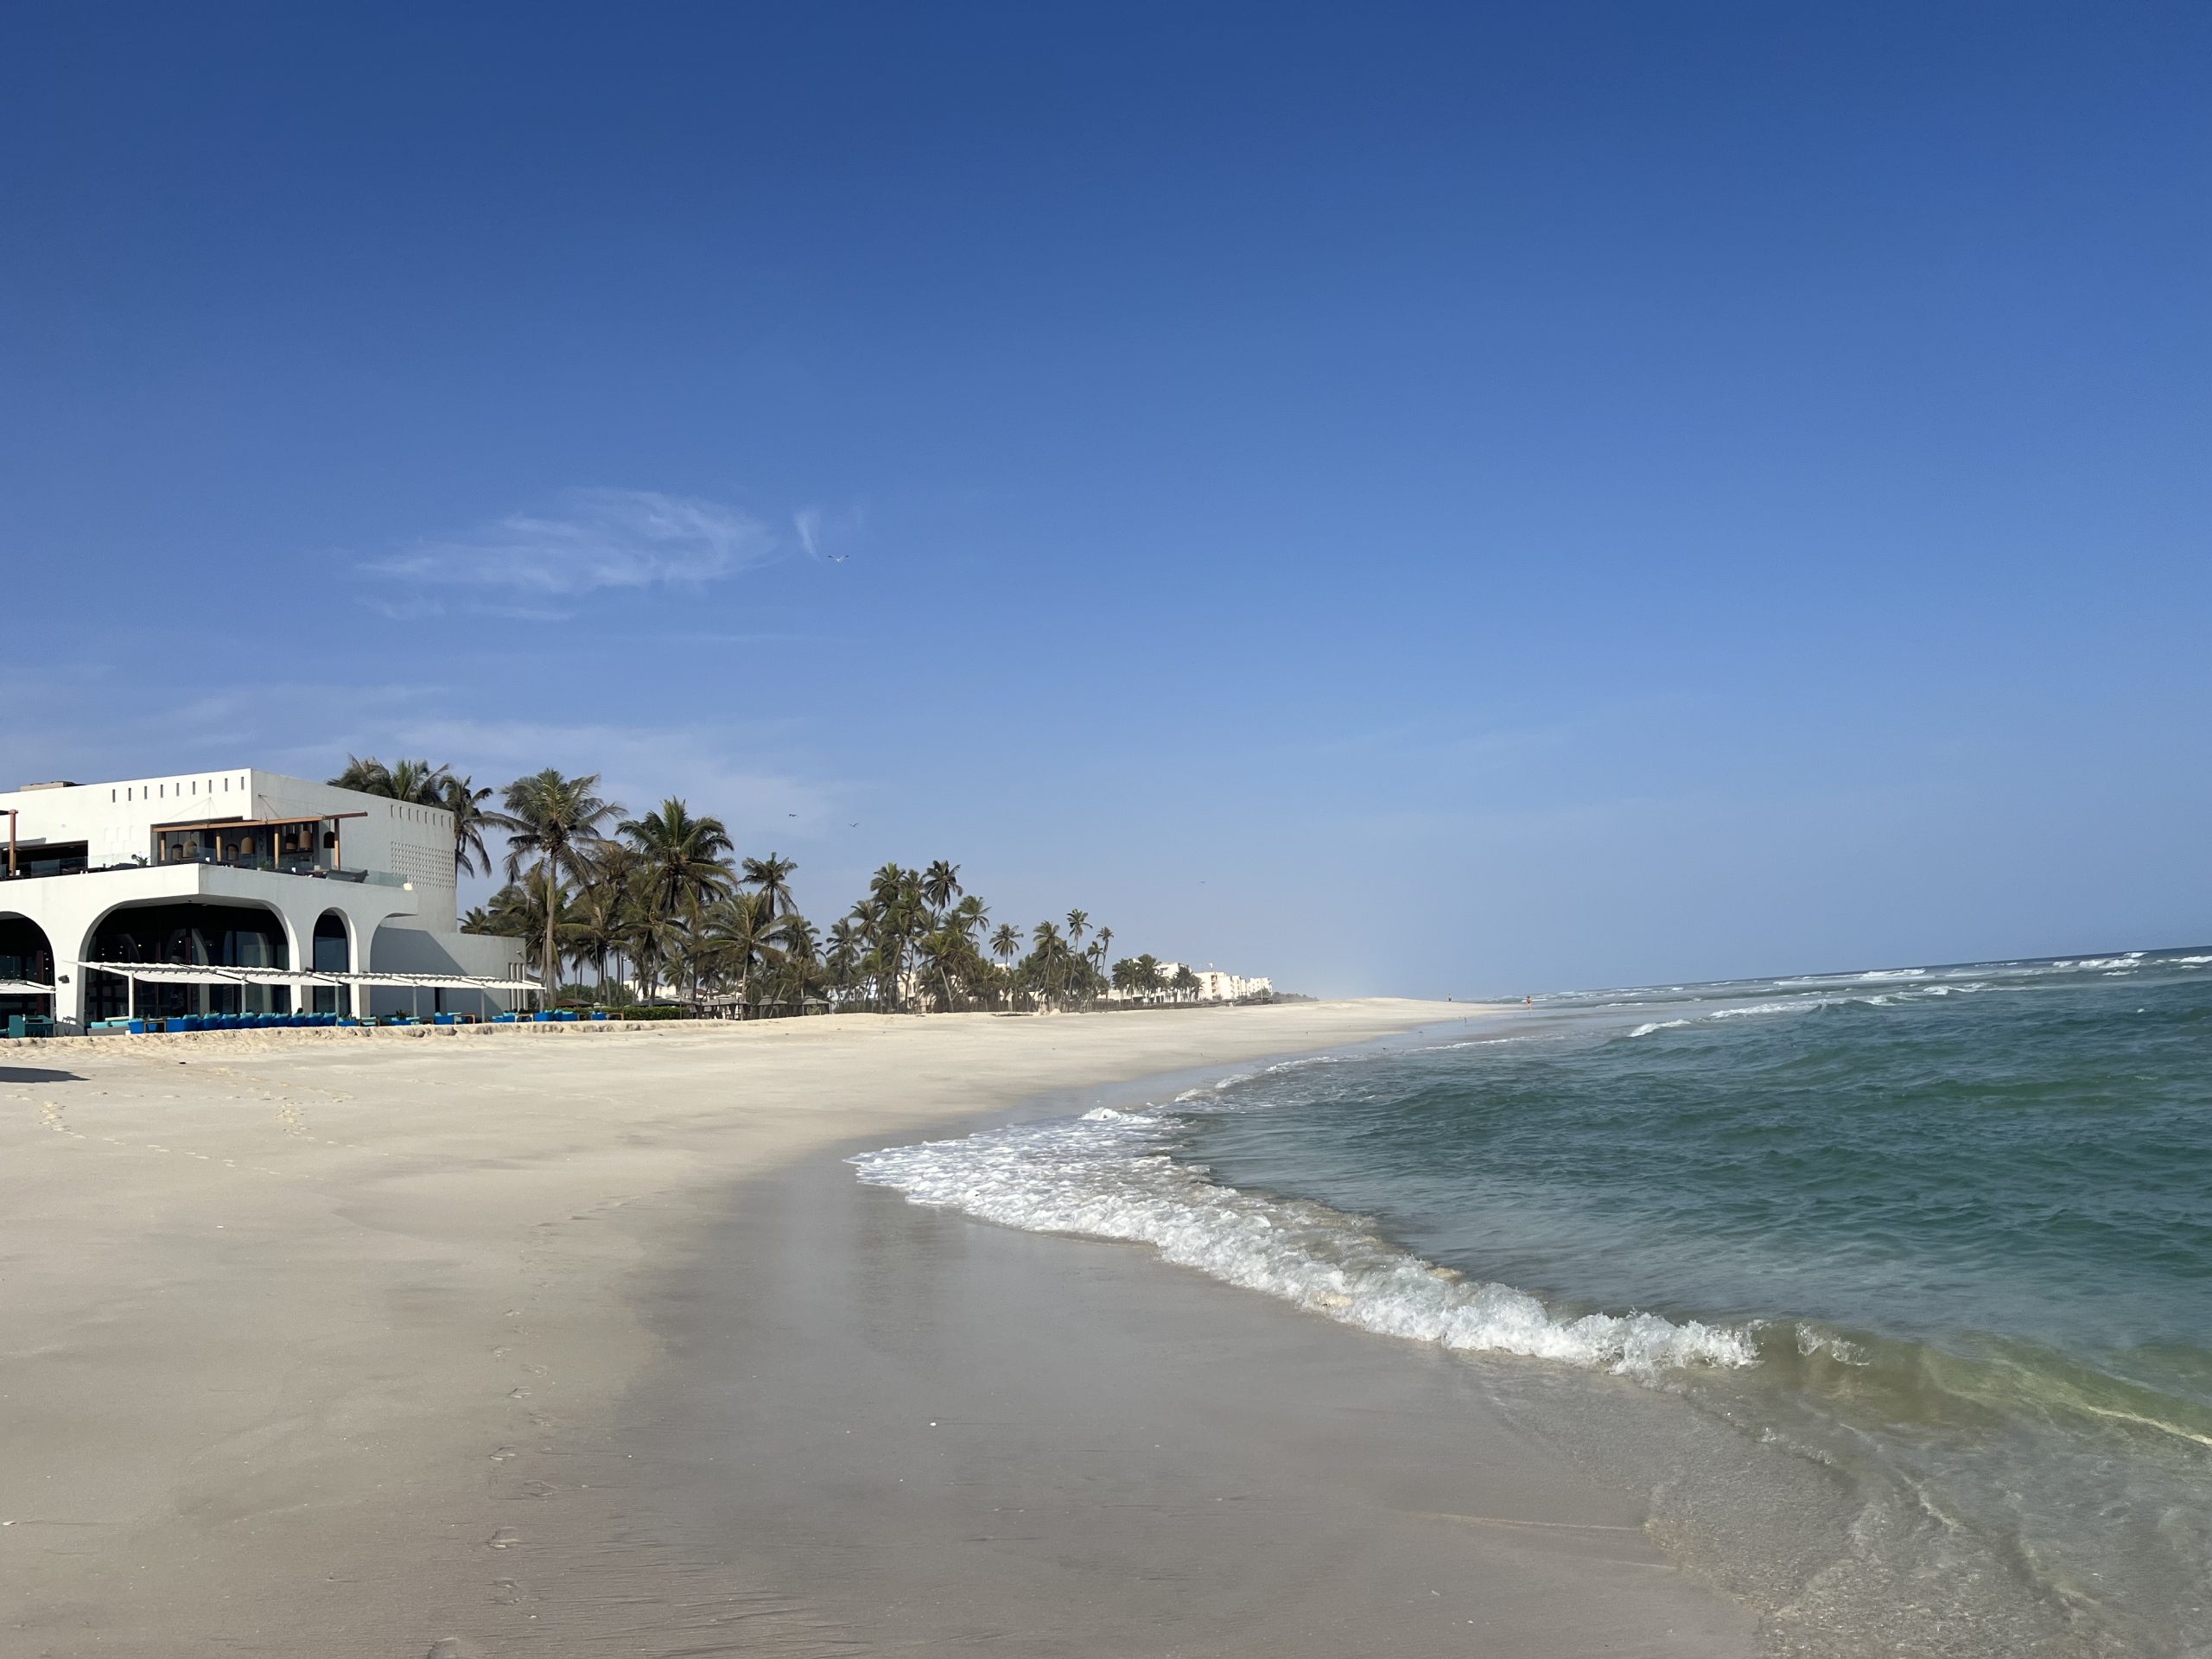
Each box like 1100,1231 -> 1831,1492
368,487 -> 774,601
794,502 -> 865,563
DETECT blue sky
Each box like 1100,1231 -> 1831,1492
3,3 -> 2206,995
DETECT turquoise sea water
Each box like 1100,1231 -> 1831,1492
857,949 -> 2212,1656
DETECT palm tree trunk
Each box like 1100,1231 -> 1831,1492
542,859 -> 558,1007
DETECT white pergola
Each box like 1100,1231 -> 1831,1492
69,962 -> 543,1019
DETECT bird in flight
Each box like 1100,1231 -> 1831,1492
798,510 -> 851,563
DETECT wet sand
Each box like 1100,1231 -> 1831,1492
0,1004 -> 1752,1656
607,1130 -> 1758,1658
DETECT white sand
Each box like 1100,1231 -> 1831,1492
2,1001 -> 1567,1656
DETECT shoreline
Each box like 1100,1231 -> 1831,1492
8,999 -> 1594,1656
595,1103 -> 1758,1658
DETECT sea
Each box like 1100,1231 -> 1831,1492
853,948 -> 2212,1657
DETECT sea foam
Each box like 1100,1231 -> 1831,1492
851,1107 -> 1757,1381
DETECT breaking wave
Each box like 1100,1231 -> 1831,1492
850,1106 -> 1758,1381
1624,981 -> 2005,1034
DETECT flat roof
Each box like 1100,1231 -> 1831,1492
149,811 -> 368,832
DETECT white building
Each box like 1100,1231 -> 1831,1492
1106,963 -> 1274,1003
1191,966 -> 1273,1002
0,767 -> 527,1030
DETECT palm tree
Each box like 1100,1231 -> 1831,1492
486,882 -> 536,938
988,922 -> 1020,1007
923,860 -> 963,918
918,916 -> 982,1013
620,799 -> 736,936
332,757 -> 496,877
332,756 -> 448,803
826,918 -> 865,1007
1135,954 -> 1164,1003
704,891 -> 786,1015
772,915 -> 822,1014
492,769 -> 623,1001
329,755 -> 393,794
1031,920 -> 1067,1010
865,864 -> 925,1011
624,883 -> 682,1002
385,759 -> 445,804
742,853 -> 799,919
1065,911 -> 1089,1005
568,876 -> 630,995
441,772 -> 497,876
475,878 -> 577,989
664,925 -> 719,1009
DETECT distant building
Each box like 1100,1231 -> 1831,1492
1107,962 -> 1274,1003
0,768 -> 527,1029
1190,966 -> 1273,1002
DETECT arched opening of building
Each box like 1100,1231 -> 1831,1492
311,912 -> 350,1014
83,901 -> 290,1021
0,913 -> 56,1021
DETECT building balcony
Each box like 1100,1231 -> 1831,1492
0,857 -> 401,888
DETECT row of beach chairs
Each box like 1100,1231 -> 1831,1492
86,1012 -> 494,1034
59,1010 -> 620,1036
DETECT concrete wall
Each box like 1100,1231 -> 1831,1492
368,925 -> 527,1019
0,769 -> 536,1027
0,769 -> 458,931
0,862 -> 421,1028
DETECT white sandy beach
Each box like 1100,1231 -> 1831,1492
1,1003 -> 1753,1656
